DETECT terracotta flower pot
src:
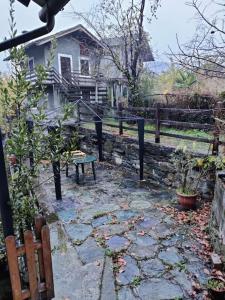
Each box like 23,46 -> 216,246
209,288 -> 225,300
176,191 -> 198,209
208,278 -> 225,300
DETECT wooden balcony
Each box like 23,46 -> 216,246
26,68 -> 106,88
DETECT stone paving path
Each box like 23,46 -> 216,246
39,162 -> 210,300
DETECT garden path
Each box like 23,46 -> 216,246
39,162 -> 211,300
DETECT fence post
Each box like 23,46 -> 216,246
138,118 -> 145,181
118,102 -> 123,135
94,116 -> 103,161
155,103 -> 160,143
212,102 -> 222,156
0,129 -> 14,237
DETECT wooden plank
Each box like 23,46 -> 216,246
160,120 -> 214,131
35,216 -> 46,283
102,122 -> 216,143
24,231 -> 38,300
41,225 -> 55,299
5,236 -> 23,300
16,242 -> 42,256
160,131 -> 213,143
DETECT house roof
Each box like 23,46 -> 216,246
104,35 -> 154,62
24,24 -> 103,49
4,24 -> 154,62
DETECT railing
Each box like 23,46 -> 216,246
26,68 -> 103,88
80,102 -> 224,155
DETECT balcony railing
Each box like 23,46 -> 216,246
26,68 -> 106,87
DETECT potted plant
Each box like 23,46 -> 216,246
172,147 -> 199,209
207,277 -> 225,300
172,147 -> 225,209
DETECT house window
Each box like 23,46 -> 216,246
80,43 -> 90,56
28,58 -> 34,72
80,58 -> 90,75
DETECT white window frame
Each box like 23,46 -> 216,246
79,55 -> 91,77
58,53 -> 73,76
28,57 -> 34,72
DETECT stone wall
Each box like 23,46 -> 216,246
77,127 -> 210,190
78,127 -> 175,186
210,173 -> 225,256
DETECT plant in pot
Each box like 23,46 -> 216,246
171,147 -> 200,209
172,147 -> 225,209
207,277 -> 225,300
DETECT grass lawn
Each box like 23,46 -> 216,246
82,117 -> 215,154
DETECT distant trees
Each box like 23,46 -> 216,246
67,0 -> 160,106
172,0 -> 225,79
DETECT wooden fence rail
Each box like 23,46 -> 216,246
79,103 -> 224,155
5,216 -> 54,300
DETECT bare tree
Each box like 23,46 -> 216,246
171,0 -> 225,78
66,0 -> 160,106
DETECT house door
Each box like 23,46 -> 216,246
59,55 -> 72,82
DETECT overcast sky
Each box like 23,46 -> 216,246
0,0 -> 198,73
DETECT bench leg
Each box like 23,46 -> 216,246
92,162 -> 96,181
76,165 -> 79,184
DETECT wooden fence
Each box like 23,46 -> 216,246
5,216 -> 54,300
76,102 -> 225,155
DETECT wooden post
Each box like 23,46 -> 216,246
155,103 -> 160,143
138,118 -> 145,181
118,102 -> 123,135
94,116 -> 103,161
0,129 -> 14,237
212,102 -> 222,156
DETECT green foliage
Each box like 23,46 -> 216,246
219,91 -> 225,100
131,276 -> 141,286
156,66 -> 180,94
155,67 -> 197,96
174,70 -> 197,89
172,147 -> 225,195
0,1 -> 76,237
207,278 -> 225,291
171,147 -> 198,195
105,249 -> 117,258
93,211 -> 108,219
139,72 -> 156,106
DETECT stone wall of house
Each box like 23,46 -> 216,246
210,173 -> 225,256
